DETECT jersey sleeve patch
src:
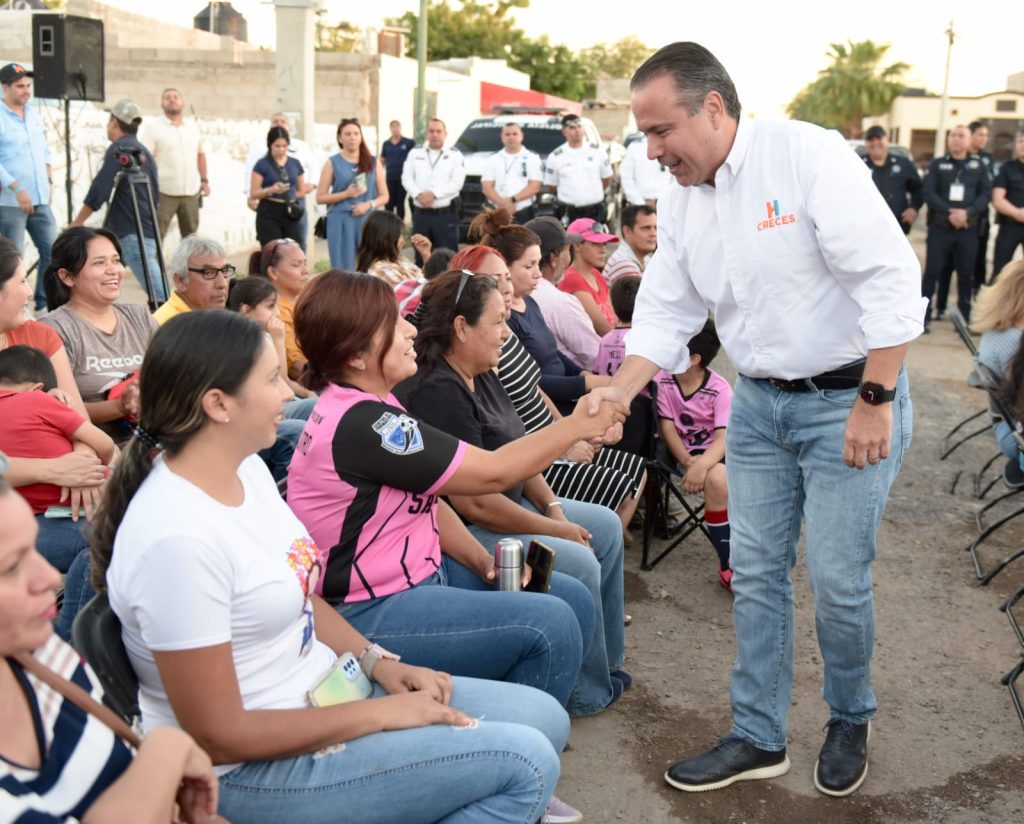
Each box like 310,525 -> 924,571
373,411 -> 425,455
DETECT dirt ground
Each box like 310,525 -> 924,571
556,257 -> 1024,821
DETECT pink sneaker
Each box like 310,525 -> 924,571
543,795 -> 583,823
718,568 -> 734,593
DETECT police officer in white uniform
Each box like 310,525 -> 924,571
544,114 -> 612,223
481,122 -> 543,224
620,134 -> 671,206
401,118 -> 466,263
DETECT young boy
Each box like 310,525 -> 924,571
0,345 -> 116,571
593,275 -> 642,378
656,320 -> 734,591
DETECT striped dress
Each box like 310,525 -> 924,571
499,331 -> 646,510
1,635 -> 134,822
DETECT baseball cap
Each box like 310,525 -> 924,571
525,216 -> 582,256
0,63 -> 33,85
865,125 -> 887,140
107,99 -> 143,125
566,217 -> 619,244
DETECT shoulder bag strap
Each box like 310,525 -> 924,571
12,651 -> 142,749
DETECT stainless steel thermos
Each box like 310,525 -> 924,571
495,538 -> 524,592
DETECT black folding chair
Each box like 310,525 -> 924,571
70,592 -> 140,723
965,363 -> 1024,586
1000,585 -> 1024,651
943,309 -> 993,460
640,380 -> 713,571
1001,655 -> 1024,731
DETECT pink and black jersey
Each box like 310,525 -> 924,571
656,368 -> 733,452
287,384 -> 466,604
593,327 -> 628,378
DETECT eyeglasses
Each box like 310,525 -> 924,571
187,264 -> 237,280
454,269 -> 473,306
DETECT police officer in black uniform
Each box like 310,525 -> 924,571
863,125 -> 922,234
992,131 -> 1024,282
969,121 -> 995,288
921,124 -> 991,330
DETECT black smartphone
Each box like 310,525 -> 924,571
526,540 -> 556,593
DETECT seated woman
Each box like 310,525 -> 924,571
248,238 -> 310,382
975,260 -> 1024,462
450,244 -> 647,537
40,228 -> 157,444
558,218 -> 620,337
286,272 -> 623,715
355,209 -> 432,287
398,270 -> 631,715
250,126 -> 306,248
94,310 -> 574,824
0,456 -> 222,823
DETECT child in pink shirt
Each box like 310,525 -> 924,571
656,320 -> 734,591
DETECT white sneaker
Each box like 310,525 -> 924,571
543,795 -> 583,823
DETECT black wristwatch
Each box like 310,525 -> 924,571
858,381 -> 896,405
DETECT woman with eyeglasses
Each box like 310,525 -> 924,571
0,453 -> 224,823
249,238 -> 311,382
40,227 -> 157,445
317,118 -> 388,271
250,126 -> 307,249
93,310 -> 577,823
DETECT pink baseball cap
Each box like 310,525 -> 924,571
566,218 -> 619,244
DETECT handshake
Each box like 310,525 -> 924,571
570,387 -> 632,445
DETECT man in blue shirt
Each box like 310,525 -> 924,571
0,63 -> 56,311
69,100 -> 165,304
380,120 -> 415,219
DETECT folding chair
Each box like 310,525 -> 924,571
1000,585 -> 1024,651
1001,655 -> 1024,730
943,309 -> 994,460
965,363 -> 1024,585
640,380 -> 713,572
70,592 -> 140,723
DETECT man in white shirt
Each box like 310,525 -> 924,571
590,42 -> 925,798
401,118 -> 466,264
243,112 -> 318,250
481,122 -> 543,224
603,204 -> 658,284
544,114 -> 612,223
143,88 -> 209,240
620,134 -> 671,207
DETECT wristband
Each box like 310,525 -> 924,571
201,178 -> 209,183
546,500 -> 563,511
358,643 -> 400,682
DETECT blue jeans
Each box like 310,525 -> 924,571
55,548 -> 95,642
118,234 -> 167,303
0,204 -> 58,309
34,513 -> 90,572
283,396 -> 316,421
467,497 -> 626,716
337,556 -> 589,709
260,418 -> 305,482
726,370 -> 912,750
216,676 -> 566,824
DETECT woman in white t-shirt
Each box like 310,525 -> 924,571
91,310 -> 570,824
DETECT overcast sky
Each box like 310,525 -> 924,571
111,0 -> 1021,118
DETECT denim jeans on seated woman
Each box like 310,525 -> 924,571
216,677 -> 566,824
34,513 -> 91,572
337,555 -> 591,709
467,496 -> 626,717
55,548 -> 94,642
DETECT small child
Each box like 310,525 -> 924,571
593,275 -> 642,378
656,320 -> 734,591
0,345 -> 116,543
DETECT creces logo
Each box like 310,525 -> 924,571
757,199 -> 797,232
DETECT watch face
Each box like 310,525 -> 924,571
859,382 -> 890,405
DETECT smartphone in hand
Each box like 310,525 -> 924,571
525,541 -> 556,593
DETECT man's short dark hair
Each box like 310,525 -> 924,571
610,275 -> 641,324
621,204 -> 656,231
968,120 -> 986,133
562,114 -> 581,128
113,117 -> 139,135
0,345 -> 58,391
631,42 -> 742,120
687,319 -> 721,369
428,117 -> 446,130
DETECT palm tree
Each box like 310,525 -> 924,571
787,40 -> 908,137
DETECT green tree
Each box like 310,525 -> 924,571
578,36 -> 655,96
786,40 -> 908,137
315,16 -> 363,53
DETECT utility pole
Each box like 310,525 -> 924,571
415,0 -> 428,143
934,20 -> 956,160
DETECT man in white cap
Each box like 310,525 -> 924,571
71,100 -> 165,302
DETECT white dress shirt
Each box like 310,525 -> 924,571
627,117 -> 927,379
481,148 -> 543,211
543,143 -> 611,206
401,145 -> 466,209
620,136 -> 672,205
